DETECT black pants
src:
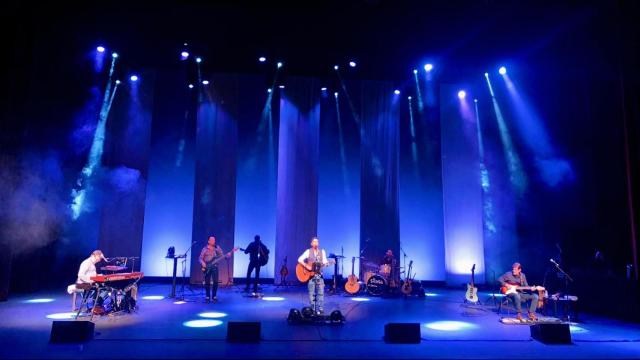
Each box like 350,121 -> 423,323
203,266 -> 219,298
245,261 -> 261,292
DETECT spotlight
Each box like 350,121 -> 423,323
96,46 -> 105,53
408,96 -> 412,100
202,80 -> 210,85
130,75 -> 139,82
277,62 -> 283,68
301,307 -> 314,319
349,61 -> 356,67
112,52 -> 119,58
424,63 -> 433,72
413,69 -> 418,74
458,90 -> 466,99
484,72 -> 489,77
329,310 -> 345,323
258,56 -> 266,62
115,80 -> 121,85
287,308 -> 302,323
394,89 -> 401,95
267,88 -> 272,93
333,91 -> 338,97
499,66 -> 507,75
474,98 -> 478,103
180,51 -> 189,60
321,87 -> 327,91
334,65 -> 339,70
278,85 -> 285,89
196,57 -> 202,63
188,84 -> 194,89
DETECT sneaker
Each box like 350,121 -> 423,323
528,312 -> 538,321
213,296 -> 218,303
205,297 -> 210,303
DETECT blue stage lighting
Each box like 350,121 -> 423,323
202,80 -> 210,85
180,51 -> 189,60
279,85 -> 285,89
196,57 -> 202,63
141,295 -> 164,300
458,90 -> 466,99
188,84 -> 194,89
350,297 -> 370,302
499,66 -> 507,75
259,56 -> 266,62
321,87 -> 327,91
24,298 -> 55,303
96,46 -> 105,53
408,96 -> 412,100
130,75 -> 139,82
112,52 -> 119,58
474,99 -> 478,103
183,320 -> 223,328
334,91 -> 338,97
425,321 -> 476,331
394,89 -> 401,95
198,312 -> 227,318
115,80 -> 121,85
46,312 -> 77,320
334,65 -> 339,70
262,296 -> 285,301
277,62 -> 283,68
413,69 -> 418,74
424,63 -> 433,72
349,61 -> 356,67
267,88 -> 272,93
484,72 -> 489,77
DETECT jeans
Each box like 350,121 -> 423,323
308,275 -> 324,312
203,266 -> 219,299
508,292 -> 539,313
245,261 -> 261,292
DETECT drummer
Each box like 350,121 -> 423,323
381,250 -> 395,265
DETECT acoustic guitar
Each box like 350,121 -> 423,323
295,259 -> 335,283
344,257 -> 360,294
401,260 -> 414,295
465,264 -> 478,303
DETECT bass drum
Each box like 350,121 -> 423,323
366,274 -> 388,296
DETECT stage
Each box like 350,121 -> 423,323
1,283 -> 638,359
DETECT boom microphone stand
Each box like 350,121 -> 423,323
550,259 -> 574,322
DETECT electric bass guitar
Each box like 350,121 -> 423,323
295,259 -> 336,283
465,264 -> 479,303
344,257 -> 360,294
201,247 -> 240,272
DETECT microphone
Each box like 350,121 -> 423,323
550,258 -> 559,266
102,255 -> 110,262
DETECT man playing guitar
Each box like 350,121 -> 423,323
198,236 -> 232,303
297,237 -> 328,315
498,262 -> 544,321
244,235 -> 269,294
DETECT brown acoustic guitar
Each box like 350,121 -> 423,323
295,259 -> 335,283
344,257 -> 360,294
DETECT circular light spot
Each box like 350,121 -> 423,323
350,297 -> 370,302
262,297 -> 285,301
425,321 -> 476,331
424,293 -> 439,297
198,312 -> 227,318
570,325 -> 588,333
46,312 -> 77,320
183,319 -> 223,328
141,295 -> 164,300
24,298 -> 55,303
173,301 -> 187,305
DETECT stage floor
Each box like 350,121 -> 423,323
1,282 -> 639,359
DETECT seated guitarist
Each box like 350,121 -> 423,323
199,236 -> 230,303
499,262 -> 540,321
297,237 -> 328,315
244,235 -> 269,294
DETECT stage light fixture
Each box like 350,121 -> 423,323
413,69 -> 418,74
334,65 -> 339,70
181,51 -> 189,60
258,56 -> 266,62
188,84 -> 194,89
301,307 -> 315,319
321,87 -> 327,91
196,57 -> 202,63
112,52 -> 119,58
202,80 -> 210,85
458,90 -> 466,99
277,62 -> 283,68
96,46 -> 105,53
287,308 -> 302,323
499,66 -> 507,75
334,92 -> 338,98
408,96 -> 412,100
279,85 -> 285,89
474,99 -> 478,103
115,80 -> 121,85
394,89 -> 401,95
349,61 -> 356,67
267,88 -> 272,93
424,63 -> 433,72
330,310 -> 345,323
130,75 -> 139,82
484,72 -> 489,77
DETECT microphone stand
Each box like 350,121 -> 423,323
551,261 -> 574,323
179,242 -> 196,301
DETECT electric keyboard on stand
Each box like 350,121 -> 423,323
91,272 -> 144,283
77,272 -> 144,320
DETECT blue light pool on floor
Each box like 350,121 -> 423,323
24,298 -> 55,303
262,297 -> 285,301
198,312 -> 227,318
46,312 -> 77,320
183,319 -> 223,328
141,295 -> 165,300
570,325 -> 588,333
425,293 -> 439,297
351,297 -> 370,302
425,321 -> 477,331
173,301 -> 186,305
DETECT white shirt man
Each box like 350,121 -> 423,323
297,237 -> 328,314
67,250 -> 105,294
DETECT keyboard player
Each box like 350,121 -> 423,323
67,250 -> 107,309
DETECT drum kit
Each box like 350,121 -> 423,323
353,259 -> 404,296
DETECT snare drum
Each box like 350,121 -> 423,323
366,274 -> 388,296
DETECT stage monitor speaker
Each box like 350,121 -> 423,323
384,322 -> 421,343
50,321 -> 94,343
530,323 -> 572,344
226,321 -> 261,343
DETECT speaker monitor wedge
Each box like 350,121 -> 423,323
384,322 -> 421,344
